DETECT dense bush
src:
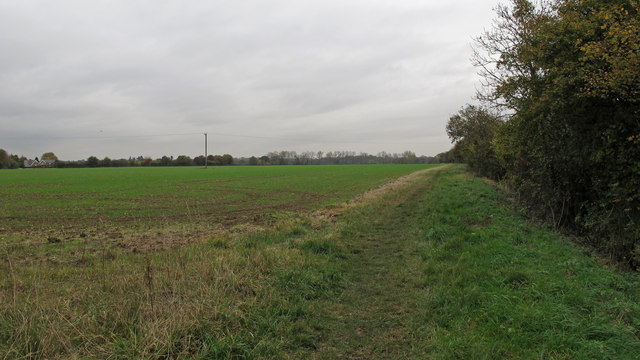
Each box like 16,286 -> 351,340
0,149 -> 21,169
446,105 -> 505,179
457,0 -> 640,266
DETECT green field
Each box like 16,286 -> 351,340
1,164 -> 639,359
0,164 -> 431,228
0,164 -> 430,247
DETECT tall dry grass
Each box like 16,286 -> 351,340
0,221 -> 317,358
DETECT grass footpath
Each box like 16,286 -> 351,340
2,164 -> 639,358
289,164 -> 640,359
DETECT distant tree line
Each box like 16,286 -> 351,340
446,0 -> 639,266
1,149 -> 449,169
0,151 -> 236,168
55,154 -> 235,168
235,150 -> 447,166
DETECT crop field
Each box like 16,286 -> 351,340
0,164 -> 430,250
1,164 -> 639,359
0,164 -> 435,358
0,164 -> 431,228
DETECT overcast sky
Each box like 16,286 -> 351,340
0,0 -> 501,160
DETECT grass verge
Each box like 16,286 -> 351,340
1,164 -> 638,358
289,164 -> 640,359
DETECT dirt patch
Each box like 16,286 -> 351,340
308,166 -> 446,230
349,166 -> 447,205
463,213 -> 493,227
311,166 -> 447,225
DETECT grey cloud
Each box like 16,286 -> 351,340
0,0 -> 501,159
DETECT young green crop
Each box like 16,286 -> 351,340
0,164 -> 433,234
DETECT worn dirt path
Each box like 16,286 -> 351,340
305,166 -> 448,359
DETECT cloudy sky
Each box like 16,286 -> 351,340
0,0 -> 501,160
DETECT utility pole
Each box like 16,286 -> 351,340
204,132 -> 208,169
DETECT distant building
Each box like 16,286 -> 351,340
24,159 -> 55,168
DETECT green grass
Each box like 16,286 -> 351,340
0,165 -> 433,263
1,164 -> 639,359
0,164 -> 431,359
0,165 -> 430,232
285,165 -> 640,358
410,168 -> 640,359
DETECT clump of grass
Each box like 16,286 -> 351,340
208,236 -> 231,249
276,264 -> 344,301
299,239 -> 343,256
502,271 -> 530,288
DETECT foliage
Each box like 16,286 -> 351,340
4,150 -> 445,168
247,150 -> 440,166
192,155 -> 206,166
222,154 -> 234,165
173,155 -> 192,166
0,149 -> 12,169
446,105 -> 504,179
159,156 -> 172,166
0,149 -> 21,169
41,152 -> 58,161
471,0 -> 640,265
100,157 -> 112,167
579,2 -> 640,102
86,156 -> 99,167
209,155 -> 224,166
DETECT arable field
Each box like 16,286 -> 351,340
0,164 -> 431,231
0,164 -> 430,253
1,164 -> 639,359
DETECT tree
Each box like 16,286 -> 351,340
249,156 -> 259,165
472,0 -> 552,111
41,152 -> 58,161
0,149 -> 12,169
159,156 -> 172,166
10,154 -> 24,168
86,156 -> 99,167
193,155 -> 206,166
578,3 -> 640,103
267,152 -> 283,165
111,158 -> 130,167
402,150 -> 417,164
299,151 -> 315,165
222,154 -> 233,165
174,155 -> 193,166
472,0 -> 640,264
446,105 -> 504,179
